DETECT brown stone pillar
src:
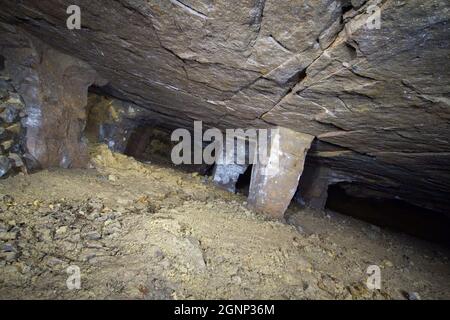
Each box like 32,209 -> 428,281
2,30 -> 106,169
248,128 -> 314,219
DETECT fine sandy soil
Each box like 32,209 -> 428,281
0,144 -> 449,300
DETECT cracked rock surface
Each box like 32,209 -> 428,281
0,0 -> 449,212
0,71 -> 27,178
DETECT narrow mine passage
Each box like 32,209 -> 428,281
1,0 -> 450,304
325,183 -> 450,246
84,91 -> 450,248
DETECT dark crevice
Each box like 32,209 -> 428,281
0,55 -> 5,71
236,165 -> 253,196
258,68 -> 307,120
123,125 -> 213,175
269,34 -> 292,52
326,183 -> 450,246
170,0 -> 208,19
345,43 -> 358,61
341,2 -> 354,16
249,0 -> 266,27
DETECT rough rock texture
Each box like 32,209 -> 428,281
1,28 -> 105,169
248,128 -> 314,219
85,93 -> 158,153
297,164 -> 352,210
0,71 -> 27,177
213,163 -> 248,193
0,0 -> 449,212
212,139 -> 250,193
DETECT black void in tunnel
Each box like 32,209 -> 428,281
235,165 -> 253,196
325,183 -> 450,246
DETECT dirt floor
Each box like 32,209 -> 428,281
0,144 -> 449,299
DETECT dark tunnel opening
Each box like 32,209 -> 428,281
0,55 -> 5,71
325,183 -> 450,246
236,165 -> 253,196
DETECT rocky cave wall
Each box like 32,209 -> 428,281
0,0 -> 449,216
0,62 -> 27,177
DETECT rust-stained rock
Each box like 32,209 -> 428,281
1,29 -> 106,169
248,128 -> 314,219
85,94 -> 137,153
0,68 -> 27,177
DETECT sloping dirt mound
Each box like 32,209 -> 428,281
0,144 -> 449,299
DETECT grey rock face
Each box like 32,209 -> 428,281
213,164 -> 248,193
0,74 -> 27,177
212,138 -> 251,193
0,156 -> 11,178
0,0 -> 449,212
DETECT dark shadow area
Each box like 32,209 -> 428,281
326,183 -> 450,246
345,43 -> 358,60
0,55 -> 5,71
341,2 -> 354,15
124,125 -> 213,175
236,165 -> 253,196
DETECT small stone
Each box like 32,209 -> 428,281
2,243 -> 16,252
56,226 -> 68,235
0,155 -> 11,177
45,256 -> 65,267
79,248 -> 106,263
383,260 -> 394,268
231,275 -> 242,285
1,140 -> 13,151
7,93 -> 23,105
0,107 -> 19,123
408,292 -> 421,300
83,231 -> 102,240
8,153 -> 24,167
0,83 -> 8,100
108,174 -> 117,181
0,251 -> 17,262
85,241 -> 104,249
5,123 -> 21,134
39,229 -> 52,242
0,194 -> 14,203
0,231 -> 17,241
103,220 -> 121,236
